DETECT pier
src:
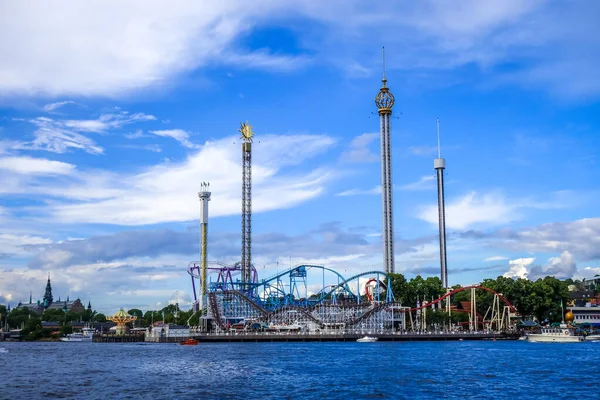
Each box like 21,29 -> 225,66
182,332 -> 519,343
93,333 -> 144,343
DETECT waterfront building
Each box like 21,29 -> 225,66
13,275 -> 89,315
145,323 -> 190,341
569,305 -> 600,326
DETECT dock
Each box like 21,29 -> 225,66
93,333 -> 144,343
184,332 -> 519,343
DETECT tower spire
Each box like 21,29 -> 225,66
437,118 -> 441,159
434,119 -> 448,289
43,273 -> 53,308
375,47 -> 396,274
382,46 -> 387,87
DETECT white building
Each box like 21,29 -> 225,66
145,323 -> 190,341
570,305 -> 600,324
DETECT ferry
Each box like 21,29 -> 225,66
60,326 -> 95,342
527,325 -> 583,343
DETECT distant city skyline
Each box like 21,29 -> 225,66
1,1 -> 599,314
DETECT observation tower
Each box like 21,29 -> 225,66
239,121 -> 254,285
198,182 -> 211,312
434,119 -> 448,289
375,47 -> 396,274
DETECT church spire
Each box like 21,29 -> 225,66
87,301 -> 92,311
43,273 -> 53,308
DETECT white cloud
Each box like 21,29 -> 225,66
336,186 -> 380,197
0,233 -> 53,258
399,175 -> 435,191
503,257 -> 535,279
0,1 -> 306,97
13,111 -> 156,155
1,1 -> 595,98
43,101 -> 75,113
419,191 -> 518,229
532,250 -> 577,279
10,133 -> 336,225
0,156 -> 75,175
118,144 -> 162,153
149,129 -> 197,148
340,132 -> 379,163
14,117 -> 104,155
125,130 -> 145,139
502,251 -> 580,280
61,112 -> 156,133
483,256 -> 509,262
408,146 -> 438,156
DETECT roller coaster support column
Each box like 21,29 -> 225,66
469,287 -> 477,332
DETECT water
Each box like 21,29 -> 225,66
1,341 -> 598,399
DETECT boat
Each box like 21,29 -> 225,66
584,334 -> 600,342
357,336 -> 378,342
527,325 -> 583,343
178,338 -> 199,346
60,326 -> 95,342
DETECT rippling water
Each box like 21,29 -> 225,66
1,340 -> 598,399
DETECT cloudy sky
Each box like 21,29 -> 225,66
1,1 -> 599,313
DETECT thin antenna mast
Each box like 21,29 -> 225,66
437,118 -> 441,159
381,47 -> 387,86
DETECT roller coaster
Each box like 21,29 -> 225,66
188,262 -> 518,334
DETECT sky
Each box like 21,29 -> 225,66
0,0 -> 599,314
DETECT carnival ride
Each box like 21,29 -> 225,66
188,263 -> 517,334
107,308 -> 137,335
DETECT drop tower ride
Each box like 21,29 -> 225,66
239,121 -> 254,285
375,47 -> 396,274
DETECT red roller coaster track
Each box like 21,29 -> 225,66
403,285 -> 517,313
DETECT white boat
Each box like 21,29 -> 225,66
527,325 -> 583,343
60,326 -> 95,342
357,336 -> 378,342
584,334 -> 600,342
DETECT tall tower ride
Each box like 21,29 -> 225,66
375,47 -> 396,274
198,182 -> 211,312
434,119 -> 448,288
239,121 -> 254,285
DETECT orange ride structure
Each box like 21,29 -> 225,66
107,308 -> 137,335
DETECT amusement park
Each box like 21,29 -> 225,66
181,53 -> 521,342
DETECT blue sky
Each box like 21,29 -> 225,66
1,1 -> 599,313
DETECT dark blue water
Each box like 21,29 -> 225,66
1,341 -> 597,399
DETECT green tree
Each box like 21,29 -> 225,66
95,313 -> 107,322
127,308 -> 143,318
7,307 -> 32,329
42,309 -> 66,323
389,273 -> 408,304
23,315 -> 43,341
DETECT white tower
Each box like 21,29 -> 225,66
198,182 -> 211,312
434,119 -> 448,288
375,47 -> 396,274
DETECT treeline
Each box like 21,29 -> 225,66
0,303 -> 200,341
0,306 -> 104,341
388,273 -> 574,323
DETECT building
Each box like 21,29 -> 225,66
14,275 -> 90,315
569,305 -> 600,325
145,323 -> 190,342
